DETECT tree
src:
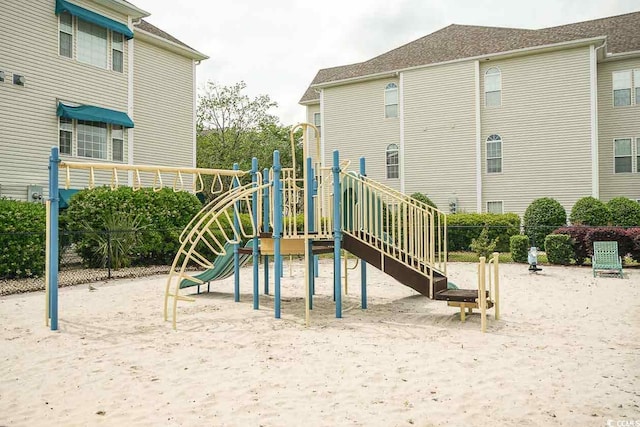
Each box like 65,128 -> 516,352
196,81 -> 303,201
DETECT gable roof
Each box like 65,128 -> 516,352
134,19 -> 209,60
300,11 -> 640,104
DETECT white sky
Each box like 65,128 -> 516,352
131,0 -> 638,126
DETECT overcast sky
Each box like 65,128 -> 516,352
131,0 -> 637,126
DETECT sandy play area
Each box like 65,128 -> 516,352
1,259 -> 639,426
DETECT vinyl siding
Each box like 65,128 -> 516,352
322,79 -> 401,189
480,46 -> 593,216
305,104 -> 321,162
0,0 -> 129,200
403,61 -> 477,212
133,39 -> 195,168
597,58 -> 640,202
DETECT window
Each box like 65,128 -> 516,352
112,32 -> 123,72
485,67 -> 501,107
77,120 -> 108,159
59,118 -> 73,155
386,143 -> 399,179
487,201 -> 503,214
313,112 -> 321,137
112,125 -> 124,161
635,70 -> 640,105
614,139 -> 632,173
59,12 -> 73,58
486,134 -> 502,173
613,71 -> 632,106
385,83 -> 398,118
77,19 -> 108,68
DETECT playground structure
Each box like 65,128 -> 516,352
44,123 -> 500,332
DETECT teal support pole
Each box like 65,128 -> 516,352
262,168 -> 270,295
251,158 -> 259,310
306,157 -> 314,310
232,163 -> 240,302
359,156 -> 368,309
48,147 -> 60,331
273,151 -> 282,318
332,150 -> 342,318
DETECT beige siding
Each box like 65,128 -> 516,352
323,79 -> 401,189
597,58 -> 640,202
0,0 -> 129,200
403,61 -> 477,212
133,39 -> 194,168
480,47 -> 593,216
305,104 -> 321,161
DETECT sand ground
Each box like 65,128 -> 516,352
1,260 -> 639,427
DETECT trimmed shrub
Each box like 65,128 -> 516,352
523,198 -> 566,247
569,196 -> 611,226
64,187 -> 203,266
409,192 -> 437,209
607,197 -> 640,227
447,213 -> 520,252
629,228 -> 640,262
553,226 -> 590,265
544,234 -> 573,265
509,235 -> 530,263
0,199 -> 46,278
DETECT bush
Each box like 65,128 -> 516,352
629,228 -> 640,262
553,226 -> 590,265
544,234 -> 573,265
584,227 -> 633,258
409,192 -> 437,209
569,196 -> 611,226
523,198 -> 566,247
447,213 -> 520,252
470,227 -> 497,259
0,199 -> 46,278
509,235 -> 530,263
607,197 -> 640,227
64,187 -> 203,266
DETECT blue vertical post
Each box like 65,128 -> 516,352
359,157 -> 368,309
232,163 -> 240,302
262,168 -> 270,295
273,151 -> 282,318
48,147 -> 60,331
306,157 -> 314,310
251,158 -> 259,310
332,150 -> 342,318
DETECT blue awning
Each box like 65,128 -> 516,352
55,0 -> 134,39
58,189 -> 80,209
57,103 -> 135,128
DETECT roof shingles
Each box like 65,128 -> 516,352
300,11 -> 640,103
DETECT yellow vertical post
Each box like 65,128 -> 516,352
343,251 -> 349,295
493,252 -> 500,320
479,256 -> 487,333
45,200 -> 51,327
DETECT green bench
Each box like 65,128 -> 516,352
592,241 -> 623,278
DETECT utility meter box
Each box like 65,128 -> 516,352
27,185 -> 44,203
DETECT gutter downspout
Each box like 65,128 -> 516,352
590,41 -> 606,198
474,60 -> 482,213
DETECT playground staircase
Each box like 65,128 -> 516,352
339,172 -> 448,299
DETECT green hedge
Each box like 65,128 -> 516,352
64,187 -> 203,267
0,199 -> 46,278
544,234 -> 573,265
523,198 -> 566,247
447,213 -> 520,252
607,197 -> 640,227
570,196 -> 611,226
509,235 -> 530,263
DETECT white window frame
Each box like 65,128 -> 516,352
486,201 -> 504,214
486,134 -> 502,174
384,83 -> 398,119
59,117 -> 73,155
59,12 -> 73,58
484,67 -> 502,107
112,125 -> 124,162
613,138 -> 634,174
386,143 -> 399,179
58,13 -> 123,72
112,32 -> 124,73
59,117 -> 124,162
613,70 -> 633,107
